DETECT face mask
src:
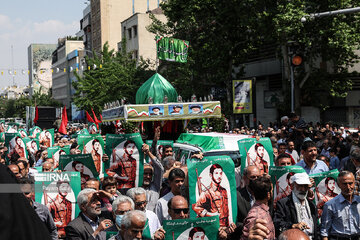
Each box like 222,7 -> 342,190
293,187 -> 308,200
116,214 -> 124,226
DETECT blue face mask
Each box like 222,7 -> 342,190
116,215 -> 124,226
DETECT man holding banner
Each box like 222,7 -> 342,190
193,164 -> 229,227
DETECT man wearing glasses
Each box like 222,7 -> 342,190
127,187 -> 161,237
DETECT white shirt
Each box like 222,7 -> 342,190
145,209 -> 161,235
155,192 -> 174,225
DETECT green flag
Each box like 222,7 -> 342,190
34,172 -> 81,237
59,154 -> 99,188
187,156 -> 237,227
269,166 -> 306,206
78,134 -> 105,177
163,216 -> 220,240
156,36 -> 189,63
105,133 -> 144,190
309,169 -> 340,219
238,137 -> 274,175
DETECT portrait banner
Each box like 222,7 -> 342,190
163,216 -> 220,240
238,137 -> 273,175
29,126 -> 42,139
145,140 -> 174,162
71,128 -> 90,139
5,132 -> 28,161
18,129 -> 28,138
34,172 -> 81,237
23,137 -> 39,156
59,154 -> 99,189
269,166 -> 305,206
39,128 -> 55,148
78,134 -> 105,177
105,133 -> 144,190
309,169 -> 340,219
88,122 -> 98,134
233,80 -> 252,114
0,132 -> 5,142
188,156 -> 237,227
0,120 -> 5,133
6,122 -> 20,133
47,145 -> 71,168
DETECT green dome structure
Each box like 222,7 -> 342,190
136,73 -> 178,104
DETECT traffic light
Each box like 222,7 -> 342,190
292,55 -> 303,66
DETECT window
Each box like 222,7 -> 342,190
128,28 -> 132,39
133,25 -> 137,38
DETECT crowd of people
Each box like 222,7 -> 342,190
1,111 -> 360,240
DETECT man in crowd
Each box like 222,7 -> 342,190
142,144 -> 164,211
275,153 -> 293,167
155,168 -> 185,224
348,146 -> 360,195
65,188 -> 113,239
19,178 -> 58,239
8,163 -> 22,179
42,161 -> 54,172
274,172 -> 318,239
241,176 -> 275,240
84,178 -> 100,191
286,141 -> 299,163
127,187 -> 161,236
321,171 -> 360,238
110,210 -> 147,240
296,141 -> 329,174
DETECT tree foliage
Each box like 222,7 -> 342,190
148,0 -> 360,114
72,42 -> 155,114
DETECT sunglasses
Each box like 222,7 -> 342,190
116,209 -> 131,215
135,200 -> 147,206
171,208 -> 189,214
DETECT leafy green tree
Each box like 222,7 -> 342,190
73,42 -> 154,114
149,0 -> 360,118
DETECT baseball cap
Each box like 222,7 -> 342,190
291,172 -> 311,185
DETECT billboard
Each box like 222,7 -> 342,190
233,80 -> 253,114
28,44 -> 57,95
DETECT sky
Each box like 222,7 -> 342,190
0,0 -> 87,88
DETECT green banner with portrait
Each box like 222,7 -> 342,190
269,166 -> 306,206
145,140 -> 174,162
309,169 -> 340,219
59,154 -> 99,188
34,172 -> 81,238
5,132 -> 28,161
39,128 -> 55,148
163,216 -> 220,240
6,122 -> 20,133
23,137 -> 39,156
47,145 -> 71,168
238,137 -> 274,175
187,156 -> 237,228
78,134 -> 105,177
105,133 -> 144,190
29,126 -> 42,139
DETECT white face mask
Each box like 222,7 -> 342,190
293,187 -> 308,200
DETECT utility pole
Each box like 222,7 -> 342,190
301,7 -> 360,22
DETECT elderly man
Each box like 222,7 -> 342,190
141,144 -> 164,211
19,178 -> 58,240
106,195 -> 134,232
274,172 -> 318,239
296,141 -> 329,174
65,188 -> 113,240
127,187 -> 161,236
321,171 -> 360,239
155,168 -> 185,224
110,210 -> 147,240
42,161 -> 54,172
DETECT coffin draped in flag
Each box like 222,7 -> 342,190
156,36 -> 189,63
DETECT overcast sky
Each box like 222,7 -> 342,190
0,0 -> 86,88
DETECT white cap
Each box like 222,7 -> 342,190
291,172 -> 311,185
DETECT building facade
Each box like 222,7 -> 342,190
51,38 -> 84,108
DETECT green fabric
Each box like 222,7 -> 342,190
269,166 -> 305,206
5,133 -> 28,161
59,154 -> 99,179
47,146 -> 71,167
136,73 -> 178,104
176,133 -> 224,151
163,216 -> 220,240
29,126 -> 41,138
156,36 -> 189,63
187,156 -> 237,227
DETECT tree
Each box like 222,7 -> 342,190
149,0 -> 360,121
72,42 -> 154,114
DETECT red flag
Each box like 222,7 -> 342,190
33,106 -> 39,124
58,106 -> 68,134
86,111 -> 95,123
91,108 -> 101,129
